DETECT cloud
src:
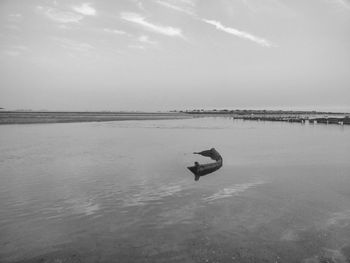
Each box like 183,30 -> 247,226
203,19 -> 276,47
155,0 -> 196,16
134,0 -> 146,10
52,37 -> 94,52
72,3 -> 96,16
176,0 -> 197,7
127,35 -> 158,51
8,13 -> 23,22
37,6 -> 83,23
103,28 -> 128,35
9,13 -> 22,18
138,35 -> 158,45
121,12 -> 183,37
154,1 -> 275,47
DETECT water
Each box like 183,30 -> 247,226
0,118 -> 350,262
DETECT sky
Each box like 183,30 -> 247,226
0,0 -> 350,111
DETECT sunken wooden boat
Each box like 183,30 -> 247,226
187,148 -> 223,181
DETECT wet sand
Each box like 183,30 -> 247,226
0,111 -> 191,125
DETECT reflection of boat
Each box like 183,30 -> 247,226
187,148 -> 223,181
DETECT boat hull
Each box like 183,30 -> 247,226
187,159 -> 223,177
188,148 -> 223,181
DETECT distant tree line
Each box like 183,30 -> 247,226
172,109 -> 347,115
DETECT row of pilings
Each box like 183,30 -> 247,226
234,116 -> 350,125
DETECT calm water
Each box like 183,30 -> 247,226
1,118 -> 350,263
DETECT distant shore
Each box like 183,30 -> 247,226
183,109 -> 350,125
0,111 -> 191,125
1,110 -> 349,125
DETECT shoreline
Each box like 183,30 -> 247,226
183,110 -> 350,125
1,110 -> 349,125
0,112 -> 192,125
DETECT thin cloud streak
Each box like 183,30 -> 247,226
155,0 -> 196,16
121,12 -> 183,37
138,35 -> 158,45
155,0 -> 275,48
103,28 -> 128,35
52,37 -> 94,52
203,19 -> 276,47
8,13 -> 23,22
72,3 -> 97,16
37,6 -> 83,23
175,0 -> 197,7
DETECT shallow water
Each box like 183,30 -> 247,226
1,117 -> 350,262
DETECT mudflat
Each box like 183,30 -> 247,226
0,111 -> 190,125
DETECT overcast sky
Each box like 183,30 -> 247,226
0,0 -> 349,111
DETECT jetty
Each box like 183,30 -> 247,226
183,110 -> 350,126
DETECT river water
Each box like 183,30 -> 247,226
1,117 -> 350,262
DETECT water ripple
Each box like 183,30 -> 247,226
203,181 -> 265,202
122,183 -> 184,207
